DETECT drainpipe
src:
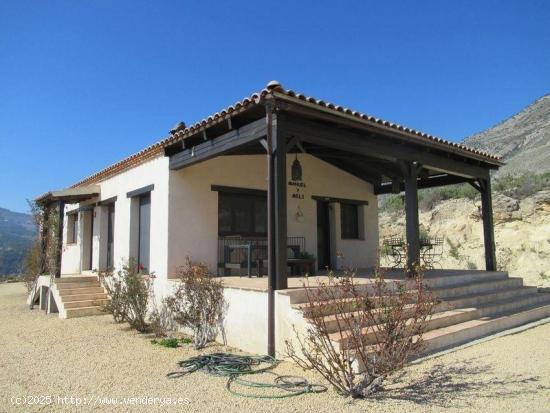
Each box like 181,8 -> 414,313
266,102 -> 276,357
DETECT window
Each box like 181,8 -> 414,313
67,213 -> 78,244
218,193 -> 267,236
340,203 -> 359,239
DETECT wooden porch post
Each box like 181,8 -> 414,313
266,103 -> 288,356
480,177 -> 497,271
55,200 -> 65,278
403,161 -> 420,273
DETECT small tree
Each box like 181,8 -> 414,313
165,257 -> 225,349
285,266 -> 434,398
100,258 -> 153,332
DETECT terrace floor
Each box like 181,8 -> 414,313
214,269 -> 499,292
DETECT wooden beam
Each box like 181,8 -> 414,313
375,174 -> 471,194
281,115 -> 490,180
403,162 -> 420,273
169,118 -> 267,170
311,195 -> 368,205
275,97 -> 502,167
211,185 -> 266,197
480,178 -> 497,271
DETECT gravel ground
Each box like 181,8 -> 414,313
1,282 -> 550,413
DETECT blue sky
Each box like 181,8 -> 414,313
1,1 -> 549,213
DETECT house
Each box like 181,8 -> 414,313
29,81 -> 550,357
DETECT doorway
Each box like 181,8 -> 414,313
316,200 -> 332,270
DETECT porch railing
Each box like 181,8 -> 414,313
217,236 -> 305,276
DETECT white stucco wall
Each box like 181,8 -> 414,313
167,154 -> 378,277
60,156 -> 170,277
61,153 -> 379,281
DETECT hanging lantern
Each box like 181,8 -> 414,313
291,154 -> 303,181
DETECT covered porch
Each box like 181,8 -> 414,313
165,81 -> 503,355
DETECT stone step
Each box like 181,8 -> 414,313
292,293 -> 436,317
60,292 -> 109,302
285,271 -> 511,305
55,276 -> 98,284
477,292 -> 550,317
352,298 -> 550,372
422,271 -> 509,289
420,301 -> 550,356
330,308 -> 479,349
55,281 -> 102,290
443,287 -> 538,310
431,277 -> 524,299
64,299 -> 110,309
65,306 -> 105,318
58,287 -> 106,296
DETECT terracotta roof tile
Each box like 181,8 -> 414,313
72,81 -> 501,187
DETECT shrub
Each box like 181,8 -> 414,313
22,240 -> 42,292
165,257 -> 225,349
149,300 -> 177,338
493,172 -> 550,199
100,258 -> 154,332
151,338 -> 180,348
418,184 -> 478,211
379,195 -> 404,214
285,266 -> 434,398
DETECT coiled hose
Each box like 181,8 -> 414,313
167,352 -> 327,399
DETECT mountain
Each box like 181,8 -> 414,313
462,93 -> 550,175
0,207 -> 36,276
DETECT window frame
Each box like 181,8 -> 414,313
218,192 -> 267,237
340,202 -> 359,240
67,213 -> 79,244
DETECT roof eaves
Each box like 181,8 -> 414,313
272,89 -> 503,166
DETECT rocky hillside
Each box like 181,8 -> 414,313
379,192 -> 550,287
0,208 -> 35,276
462,93 -> 550,175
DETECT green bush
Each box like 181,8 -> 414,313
379,195 -> 404,213
151,338 -> 180,348
493,172 -> 550,199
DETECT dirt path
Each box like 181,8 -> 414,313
1,283 -> 549,412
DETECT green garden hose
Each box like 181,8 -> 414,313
167,352 -> 327,399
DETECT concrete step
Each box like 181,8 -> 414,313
55,276 -> 98,283
65,306 -> 105,318
443,287 -> 538,310
60,292 -> 109,302
478,292 -> 550,317
292,293 -> 437,317
420,301 -> 550,356
331,308 -> 479,349
422,271 -> 509,289
352,298 -> 550,371
64,299 -> 110,309
432,278 -> 524,300
57,287 -> 105,296
55,281 -> 101,290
